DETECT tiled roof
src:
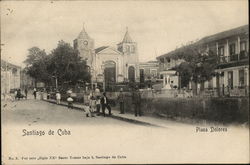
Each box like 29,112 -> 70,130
95,46 -> 109,53
157,24 -> 249,59
198,24 -> 249,44
157,43 -> 196,59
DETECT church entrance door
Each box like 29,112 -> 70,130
128,66 -> 135,82
104,61 -> 116,91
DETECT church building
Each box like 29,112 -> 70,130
73,25 -> 140,87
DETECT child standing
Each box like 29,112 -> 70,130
67,95 -> 73,109
56,91 -> 61,104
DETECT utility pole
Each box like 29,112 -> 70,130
52,76 -> 58,89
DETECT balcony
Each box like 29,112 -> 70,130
239,51 -> 249,60
219,51 -> 249,64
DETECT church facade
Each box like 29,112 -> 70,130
73,25 -> 140,86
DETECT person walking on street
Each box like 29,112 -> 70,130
67,95 -> 74,109
96,96 -> 101,115
132,87 -> 142,117
24,88 -> 28,99
16,89 -> 22,100
56,91 -> 61,104
33,88 -> 37,99
117,88 -> 125,114
87,92 -> 95,117
101,92 -> 111,117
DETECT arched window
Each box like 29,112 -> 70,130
128,66 -> 135,82
12,68 -> 17,76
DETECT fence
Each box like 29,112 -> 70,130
122,96 -> 249,124
199,86 -> 249,97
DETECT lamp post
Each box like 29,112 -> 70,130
52,76 -> 58,89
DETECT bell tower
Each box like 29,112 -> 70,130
73,23 -> 95,66
117,27 -> 137,56
117,27 -> 139,82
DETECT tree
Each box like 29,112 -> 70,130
24,47 -> 47,66
24,41 -> 91,88
174,44 -> 218,94
48,40 -> 90,87
24,47 -> 51,84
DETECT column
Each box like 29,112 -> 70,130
237,36 -> 241,53
238,36 -> 241,60
233,70 -> 239,87
226,39 -> 229,62
216,42 -> 219,56
224,71 -> 228,87
163,74 -> 166,87
245,68 -> 249,86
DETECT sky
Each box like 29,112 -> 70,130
1,0 -> 248,67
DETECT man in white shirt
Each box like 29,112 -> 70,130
56,91 -> 61,104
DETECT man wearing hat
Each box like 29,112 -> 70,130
132,86 -> 142,117
117,88 -> 125,114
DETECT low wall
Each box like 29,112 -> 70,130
122,97 -> 249,124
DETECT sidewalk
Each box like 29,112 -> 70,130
44,99 -> 164,127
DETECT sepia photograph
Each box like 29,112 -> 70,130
1,0 -> 249,164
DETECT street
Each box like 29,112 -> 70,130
1,99 -> 135,126
1,98 -> 249,164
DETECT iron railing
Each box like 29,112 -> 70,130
219,51 -> 249,63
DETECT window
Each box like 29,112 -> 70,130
239,70 -> 245,87
12,68 -> 17,76
218,46 -> 224,56
150,69 -> 157,77
131,46 -> 135,53
160,58 -> 164,63
229,43 -> 236,56
228,71 -> 233,89
208,78 -> 213,89
126,45 -> 130,53
240,41 -> 246,52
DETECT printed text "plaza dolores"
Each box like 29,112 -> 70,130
196,126 -> 228,133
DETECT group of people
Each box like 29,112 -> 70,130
85,87 -> 142,117
85,88 -> 112,117
12,88 -> 28,100
32,88 -> 47,100
54,86 -> 143,118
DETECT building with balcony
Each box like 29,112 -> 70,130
156,24 -> 249,96
204,24 -> 249,96
156,48 -> 185,89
